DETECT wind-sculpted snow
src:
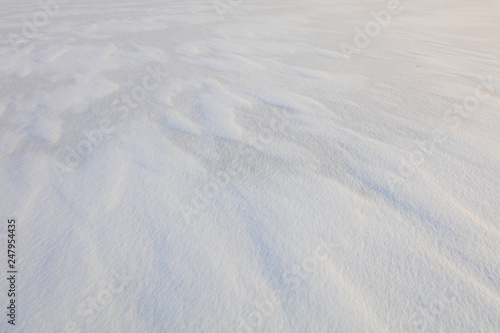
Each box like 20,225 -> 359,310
0,0 -> 499,332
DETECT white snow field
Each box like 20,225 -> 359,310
0,0 -> 499,332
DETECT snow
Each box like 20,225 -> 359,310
0,0 -> 499,332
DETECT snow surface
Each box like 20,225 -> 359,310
0,0 -> 499,332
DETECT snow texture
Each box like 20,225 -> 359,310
0,0 -> 499,332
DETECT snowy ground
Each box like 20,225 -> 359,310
0,0 -> 499,332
